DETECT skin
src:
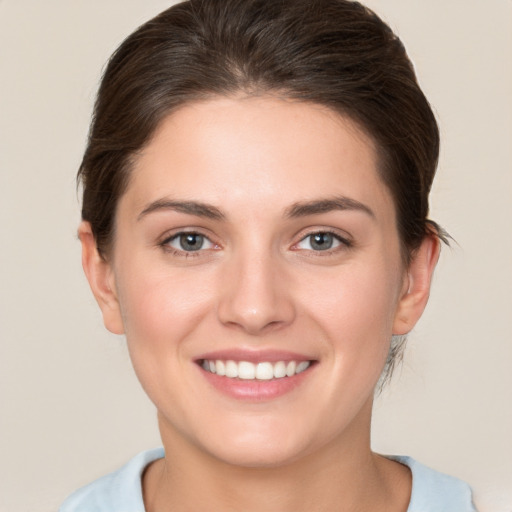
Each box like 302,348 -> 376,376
80,96 -> 439,512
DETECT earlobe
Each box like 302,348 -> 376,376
393,234 -> 441,335
78,221 -> 125,335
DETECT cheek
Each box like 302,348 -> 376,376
115,262 -> 217,358
303,261 -> 403,358
113,264 -> 220,422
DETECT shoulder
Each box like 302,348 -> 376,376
59,447 -> 165,512
391,456 -> 477,512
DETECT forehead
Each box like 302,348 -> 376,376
121,96 -> 394,222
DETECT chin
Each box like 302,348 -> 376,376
193,418 -> 321,469
209,440 -> 308,469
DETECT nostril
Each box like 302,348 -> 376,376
215,258 -> 296,333
221,316 -> 291,336
217,293 -> 296,334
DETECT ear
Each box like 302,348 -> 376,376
78,221 -> 125,335
393,234 -> 441,335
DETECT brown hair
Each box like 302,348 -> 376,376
79,0 -> 447,387
79,0 -> 444,263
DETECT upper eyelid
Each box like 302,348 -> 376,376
295,233 -> 350,248
159,231 -> 219,257
160,228 -> 217,244
294,226 -> 352,243
157,226 -> 352,249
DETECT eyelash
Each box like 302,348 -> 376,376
159,230 -> 218,258
292,230 -> 353,256
159,229 -> 352,257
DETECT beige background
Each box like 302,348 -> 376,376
0,1 -> 511,511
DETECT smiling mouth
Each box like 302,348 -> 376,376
200,359 -> 313,380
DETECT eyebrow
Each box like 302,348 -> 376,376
137,199 -> 225,221
137,195 -> 374,222
285,196 -> 375,219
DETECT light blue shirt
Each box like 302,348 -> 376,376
60,448 -> 477,511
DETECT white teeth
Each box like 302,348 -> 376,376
286,361 -> 296,377
296,361 -> 310,374
255,362 -> 274,380
225,360 -> 238,378
238,361 -> 256,380
215,360 -> 225,376
273,361 -> 287,378
201,359 -> 311,380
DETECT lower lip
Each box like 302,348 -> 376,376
198,364 -> 315,401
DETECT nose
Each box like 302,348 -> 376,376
216,250 -> 296,336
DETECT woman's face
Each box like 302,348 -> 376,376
84,96 -> 433,467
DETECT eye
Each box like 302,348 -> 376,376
295,231 -> 349,252
164,232 -> 216,252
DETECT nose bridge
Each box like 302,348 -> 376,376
217,240 -> 295,334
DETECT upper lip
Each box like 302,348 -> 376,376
195,348 -> 315,364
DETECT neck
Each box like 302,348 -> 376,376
143,399 -> 411,512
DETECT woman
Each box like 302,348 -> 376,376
61,0 -> 476,510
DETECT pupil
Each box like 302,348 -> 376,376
311,233 -> 333,250
180,233 -> 203,251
